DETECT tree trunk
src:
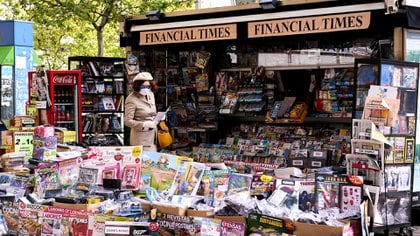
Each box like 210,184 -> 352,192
97,28 -> 104,57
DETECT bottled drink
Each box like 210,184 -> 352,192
66,109 -> 71,121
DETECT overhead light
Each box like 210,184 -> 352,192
146,10 -> 163,21
259,0 -> 278,10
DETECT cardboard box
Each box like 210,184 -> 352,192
53,202 -> 99,212
186,209 -> 214,218
214,215 -> 246,224
293,221 -> 353,236
55,130 -> 76,143
152,203 -> 187,216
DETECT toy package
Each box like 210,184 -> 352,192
121,164 -> 140,190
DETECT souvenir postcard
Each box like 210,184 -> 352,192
384,165 -> 411,192
404,138 -> 414,163
140,151 -> 192,193
393,137 -> 405,163
402,66 -> 418,89
357,64 -> 378,85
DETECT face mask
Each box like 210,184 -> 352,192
140,88 -> 151,96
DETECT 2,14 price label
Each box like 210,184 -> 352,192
14,132 -> 34,160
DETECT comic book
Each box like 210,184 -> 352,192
140,151 -> 192,193
169,162 -> 206,196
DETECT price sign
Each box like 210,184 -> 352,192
26,104 -> 37,116
14,132 -> 34,160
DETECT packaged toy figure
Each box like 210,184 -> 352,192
122,165 -> 140,190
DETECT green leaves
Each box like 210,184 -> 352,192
1,0 -> 194,69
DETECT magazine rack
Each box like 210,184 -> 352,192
68,56 -> 126,145
353,58 -> 419,235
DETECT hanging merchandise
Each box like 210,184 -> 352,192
31,66 -> 51,109
195,49 -> 211,69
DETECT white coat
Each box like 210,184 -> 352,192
124,91 -> 157,151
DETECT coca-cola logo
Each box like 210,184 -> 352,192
53,75 -> 75,84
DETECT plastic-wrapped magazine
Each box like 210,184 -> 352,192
227,173 -> 253,195
194,217 -> 222,236
169,162 -> 206,196
197,169 -> 230,206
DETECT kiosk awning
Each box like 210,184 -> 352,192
130,2 -> 385,32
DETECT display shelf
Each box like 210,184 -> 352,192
68,56 -> 126,146
219,64 -> 354,72
54,103 -> 74,106
353,58 -> 419,231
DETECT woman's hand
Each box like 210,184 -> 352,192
142,120 -> 157,130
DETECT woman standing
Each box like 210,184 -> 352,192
124,72 -> 158,151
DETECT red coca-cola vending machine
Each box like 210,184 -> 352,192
46,70 -> 82,143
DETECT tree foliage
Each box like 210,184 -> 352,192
0,0 -> 194,69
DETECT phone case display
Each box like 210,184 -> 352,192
68,56 -> 126,146
353,58 -> 419,229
